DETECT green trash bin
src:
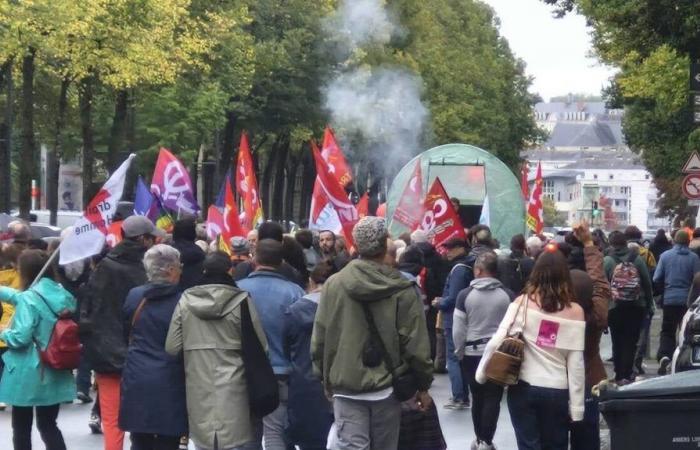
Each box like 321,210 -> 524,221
599,371 -> 700,449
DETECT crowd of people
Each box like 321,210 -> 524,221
0,211 -> 699,450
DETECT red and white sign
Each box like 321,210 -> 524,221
683,174 -> 700,200
418,177 -> 467,253
60,154 -> 135,265
682,152 -> 700,174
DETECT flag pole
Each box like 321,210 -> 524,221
31,246 -> 60,287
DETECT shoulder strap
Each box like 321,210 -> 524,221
129,298 -> 148,344
506,296 -> 529,336
359,302 -> 397,375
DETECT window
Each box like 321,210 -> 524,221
645,174 -> 650,180
543,179 -> 555,200
620,186 -> 631,195
593,174 -> 598,180
609,174 -> 614,180
569,193 -> 573,200
557,191 -> 561,202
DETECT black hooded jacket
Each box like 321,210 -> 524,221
171,239 -> 205,290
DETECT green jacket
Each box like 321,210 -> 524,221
166,283 -> 267,450
604,247 -> 654,313
311,259 -> 433,396
0,278 -> 76,406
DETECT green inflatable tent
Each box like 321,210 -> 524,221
387,143 -> 526,247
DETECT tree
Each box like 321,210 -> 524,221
543,197 -> 566,227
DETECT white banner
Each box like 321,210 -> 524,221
309,201 -> 342,234
59,154 -> 136,265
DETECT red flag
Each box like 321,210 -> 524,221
418,177 -> 467,253
392,160 -> 424,230
105,221 -> 124,248
526,162 -> 544,234
322,126 -> 353,187
357,192 -> 369,218
376,203 -> 386,218
310,141 -> 327,223
521,162 -> 530,202
223,178 -> 247,243
150,148 -> 200,215
236,132 -> 263,230
205,205 -> 225,241
312,144 -> 358,249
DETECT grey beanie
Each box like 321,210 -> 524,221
352,216 -> 388,257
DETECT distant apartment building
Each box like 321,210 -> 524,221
523,99 -> 670,231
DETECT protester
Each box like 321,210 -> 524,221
0,250 -> 77,450
80,216 -> 163,450
604,231 -> 653,384
170,218 -> 205,290
0,243 -> 21,411
311,217 -> 433,450
284,261 -> 335,450
497,234 -> 535,295
385,238 -> 399,268
568,223 -> 610,450
654,230 -> 700,375
238,239 -> 305,450
477,247 -> 585,450
166,252 -> 267,450
282,235 -> 309,287
119,245 -> 187,450
432,237 -> 471,410
525,236 -> 544,261
649,229 -> 672,263
295,229 -> 320,272
453,252 -> 511,450
690,228 -> 700,258
231,236 -> 252,268
6,221 -> 31,245
318,230 -> 337,263
248,229 -> 259,257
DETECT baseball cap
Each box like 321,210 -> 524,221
122,215 -> 166,239
230,236 -> 250,256
441,237 -> 468,249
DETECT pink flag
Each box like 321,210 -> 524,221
151,148 -> 200,215
206,205 -> 225,241
392,160 -> 424,230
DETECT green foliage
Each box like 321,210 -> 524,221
543,196 -> 566,227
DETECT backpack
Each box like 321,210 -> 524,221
610,253 -> 641,303
675,300 -> 700,373
33,291 -> 82,370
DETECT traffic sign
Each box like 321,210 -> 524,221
683,152 -> 700,173
683,174 -> 700,199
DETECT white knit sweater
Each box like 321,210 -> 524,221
476,300 -> 586,421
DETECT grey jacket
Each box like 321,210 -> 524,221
166,284 -> 267,450
453,277 -> 512,357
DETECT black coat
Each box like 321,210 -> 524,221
119,282 -> 187,436
497,251 -> 535,295
80,240 -> 147,373
171,239 -> 205,290
233,260 -> 305,289
284,294 -> 333,447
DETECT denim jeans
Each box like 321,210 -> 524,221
76,354 -> 92,394
263,379 -> 290,450
569,389 -> 600,450
444,328 -> 466,402
609,305 -> 644,381
460,355 -> 503,444
507,381 -> 569,450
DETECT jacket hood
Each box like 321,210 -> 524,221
141,282 -> 180,301
609,246 -> 633,260
108,239 -> 146,263
397,261 -> 422,276
470,277 -> 504,291
181,284 -> 245,320
172,240 -> 206,265
31,278 -> 75,314
336,259 -> 413,303
674,244 -> 691,255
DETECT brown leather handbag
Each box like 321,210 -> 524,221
483,296 -> 529,386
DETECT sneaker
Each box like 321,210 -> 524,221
470,440 -> 479,450
658,356 -> 671,376
634,362 -> 646,375
478,442 -> 496,450
88,413 -> 102,434
443,398 -> 463,410
616,378 -> 633,387
77,391 -> 93,404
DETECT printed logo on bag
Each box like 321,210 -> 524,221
536,320 -> 560,348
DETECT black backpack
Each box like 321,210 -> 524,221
240,298 -> 280,417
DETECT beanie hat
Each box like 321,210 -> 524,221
352,216 -> 388,257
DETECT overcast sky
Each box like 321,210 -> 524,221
481,0 -> 617,101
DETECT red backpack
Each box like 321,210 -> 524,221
33,291 -> 82,370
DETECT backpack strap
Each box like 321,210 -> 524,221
129,298 -> 148,344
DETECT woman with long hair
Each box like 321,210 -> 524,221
0,250 -> 77,450
477,246 -> 586,450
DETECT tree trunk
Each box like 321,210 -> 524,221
79,76 -> 95,206
299,147 -> 316,225
272,138 -> 290,221
0,58 -> 13,214
261,132 -> 288,219
48,77 -> 70,225
107,89 -> 128,173
218,108 -> 237,187
284,152 -> 299,222
19,48 -> 35,220
123,88 -> 136,200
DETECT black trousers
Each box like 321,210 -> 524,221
130,432 -> 181,450
657,305 -> 688,361
609,304 -> 645,381
460,355 -> 504,444
425,308 -> 438,361
12,404 -> 66,450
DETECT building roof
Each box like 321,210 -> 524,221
528,169 -> 582,182
546,120 -> 622,147
534,101 -> 622,118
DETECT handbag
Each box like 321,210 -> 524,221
359,301 -> 420,402
483,296 -> 529,386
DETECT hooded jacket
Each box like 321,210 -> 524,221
311,259 -> 433,396
80,239 -> 147,373
0,278 -> 76,406
171,239 -> 205,290
166,283 -> 267,450
654,244 -> 700,306
604,246 -> 654,312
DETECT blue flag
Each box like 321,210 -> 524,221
215,171 -> 232,208
134,177 -> 155,218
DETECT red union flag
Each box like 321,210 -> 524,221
205,205 -> 225,241
59,154 -> 135,265
356,192 -> 370,218
223,176 -> 246,242
236,132 -> 263,230
521,162 -> 530,202
392,160 -> 424,230
419,177 -> 466,252
322,126 -> 353,187
526,162 -> 544,234
151,148 -> 200,215
312,143 -> 358,249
